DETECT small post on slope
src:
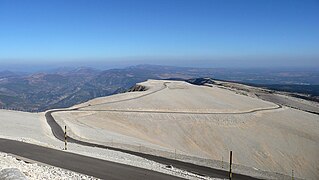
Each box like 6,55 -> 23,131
292,170 -> 294,180
222,156 -> 224,169
64,126 -> 67,150
229,151 -> 232,180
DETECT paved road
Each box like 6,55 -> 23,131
46,110 -> 259,180
76,104 -> 282,115
45,81 -> 262,179
76,81 -> 281,115
1,81 -> 279,179
78,82 -> 169,109
0,138 -> 183,180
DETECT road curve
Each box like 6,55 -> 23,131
76,82 -> 169,109
76,81 -> 282,115
44,81 -> 274,179
0,138 -> 183,180
46,110 -> 259,180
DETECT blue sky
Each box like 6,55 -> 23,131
0,0 -> 318,69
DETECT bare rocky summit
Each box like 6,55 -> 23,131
53,79 -> 319,179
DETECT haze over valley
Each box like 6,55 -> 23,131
0,0 -> 318,179
1,65 -> 318,112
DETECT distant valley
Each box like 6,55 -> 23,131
0,65 -> 318,112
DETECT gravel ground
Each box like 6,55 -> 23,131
0,152 -> 98,180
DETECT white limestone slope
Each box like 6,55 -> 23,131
0,109 -> 216,180
0,110 -> 60,148
77,80 -> 276,112
53,80 -> 319,179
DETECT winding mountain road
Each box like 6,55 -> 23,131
42,82 -> 284,179
0,138 -> 183,180
75,81 -> 281,115
45,109 -> 259,180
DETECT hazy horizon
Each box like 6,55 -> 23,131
1,61 -> 318,74
1,0 -> 319,70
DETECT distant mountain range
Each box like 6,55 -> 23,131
0,64 -> 318,112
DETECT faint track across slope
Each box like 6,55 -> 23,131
45,81 -> 261,179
